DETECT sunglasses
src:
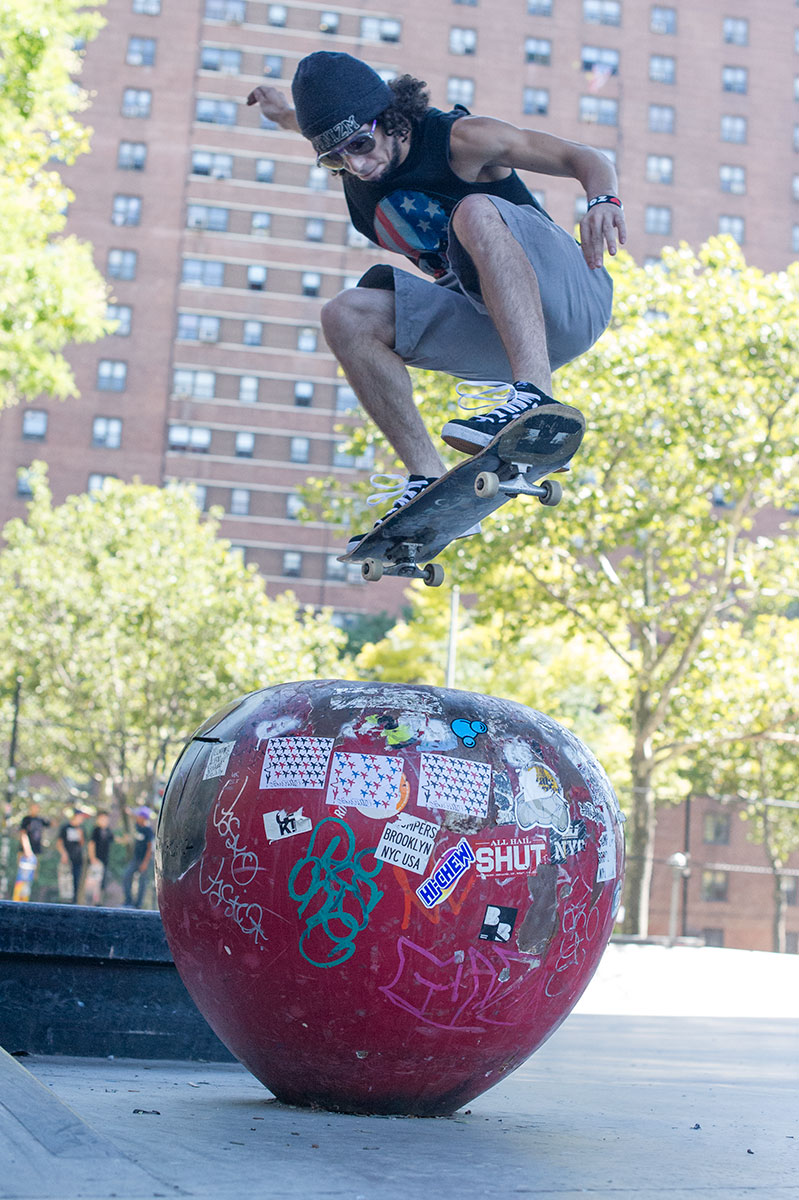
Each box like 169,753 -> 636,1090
316,119 -> 378,172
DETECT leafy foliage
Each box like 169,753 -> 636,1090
0,0 -> 110,410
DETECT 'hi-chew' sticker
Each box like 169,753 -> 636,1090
416,838 -> 475,909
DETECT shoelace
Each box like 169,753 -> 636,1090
365,473 -> 412,509
454,380 -> 532,424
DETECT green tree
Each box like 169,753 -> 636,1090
0,468 -> 349,830
347,238 -> 799,935
0,0 -> 110,411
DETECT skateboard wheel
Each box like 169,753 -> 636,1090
361,558 -> 384,582
475,471 -> 500,499
422,562 -> 445,588
538,478 -> 563,507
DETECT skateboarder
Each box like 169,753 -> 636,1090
247,53 -> 625,548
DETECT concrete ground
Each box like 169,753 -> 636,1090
3,946 -> 797,1200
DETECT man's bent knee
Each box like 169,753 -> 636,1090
450,193 -> 505,246
321,287 -> 395,350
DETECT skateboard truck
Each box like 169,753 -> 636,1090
361,542 -> 445,587
474,465 -> 563,505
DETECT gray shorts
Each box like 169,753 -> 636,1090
387,195 -> 613,381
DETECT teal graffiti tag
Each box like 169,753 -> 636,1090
288,818 -> 384,968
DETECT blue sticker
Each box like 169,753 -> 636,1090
450,718 -> 488,749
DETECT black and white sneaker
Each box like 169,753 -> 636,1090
345,473 -> 481,554
441,380 -> 584,462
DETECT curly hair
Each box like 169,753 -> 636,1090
378,75 -> 431,141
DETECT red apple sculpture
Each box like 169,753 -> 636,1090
156,680 -> 624,1115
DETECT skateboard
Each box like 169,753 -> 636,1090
12,855 -> 37,902
57,859 -> 75,902
83,861 -> 105,905
339,408 -> 582,586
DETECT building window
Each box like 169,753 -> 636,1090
297,327 -> 317,352
326,554 -> 347,582
22,410 -> 48,441
263,54 -> 282,77
703,812 -> 731,845
581,45 -> 620,75
173,368 -> 216,399
289,436 -> 310,463
333,442 -> 375,469
701,870 -> 729,903
282,550 -> 302,577
111,194 -> 142,226
87,473 -> 116,493
336,384 -> 358,413
251,211 -> 271,234
97,360 -> 128,391
247,265 -> 268,290
649,54 -> 675,84
230,488 -> 250,515
793,224 -> 799,254
177,314 -> 220,342
268,4 -> 287,25
649,103 -> 675,133
234,432 -> 255,458
650,6 -> 676,34
360,17 -> 401,42
721,114 -> 747,144
121,88 -> 152,118
450,27 -> 477,55
242,320 -> 263,346
286,494 -> 305,519
718,214 -> 744,243
294,381 -> 314,406
307,164 -> 328,191
583,0 -> 621,27
191,484 -> 207,511
196,98 -> 237,125
646,153 -> 673,183
168,425 -> 212,452
239,375 -> 259,403
645,204 -> 671,234
346,226 -> 371,249
16,469 -> 34,498
785,877 -> 798,907
523,88 -> 549,116
527,0 -> 553,13
579,96 -> 618,125
723,17 -> 748,46
305,217 -> 325,242
117,140 -> 147,170
200,47 -> 242,73
720,164 -> 746,194
702,928 -> 725,948
191,150 -> 233,179
182,259 -> 224,286
107,249 -> 138,280
126,36 -> 156,66
447,77 -> 475,106
319,11 -> 339,34
301,271 -> 322,296
525,37 -> 552,65
92,417 -> 123,449
256,158 -> 275,182
106,304 -> 132,335
205,0 -> 246,20
133,0 -> 162,13
722,66 -> 748,94
187,204 -> 229,231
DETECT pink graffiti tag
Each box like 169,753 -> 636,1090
379,936 -> 539,1033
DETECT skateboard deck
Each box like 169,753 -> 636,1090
84,861 -> 105,905
57,859 -> 75,902
340,407 -> 582,585
12,855 -> 37,902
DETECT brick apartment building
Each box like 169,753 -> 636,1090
1,0 -> 798,624
648,794 -> 799,952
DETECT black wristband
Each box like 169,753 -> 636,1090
587,194 -> 623,211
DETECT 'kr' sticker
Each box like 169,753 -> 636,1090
263,808 -> 313,843
260,737 -> 333,790
479,904 -> 518,943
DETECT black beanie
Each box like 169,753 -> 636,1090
291,52 -> 394,154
